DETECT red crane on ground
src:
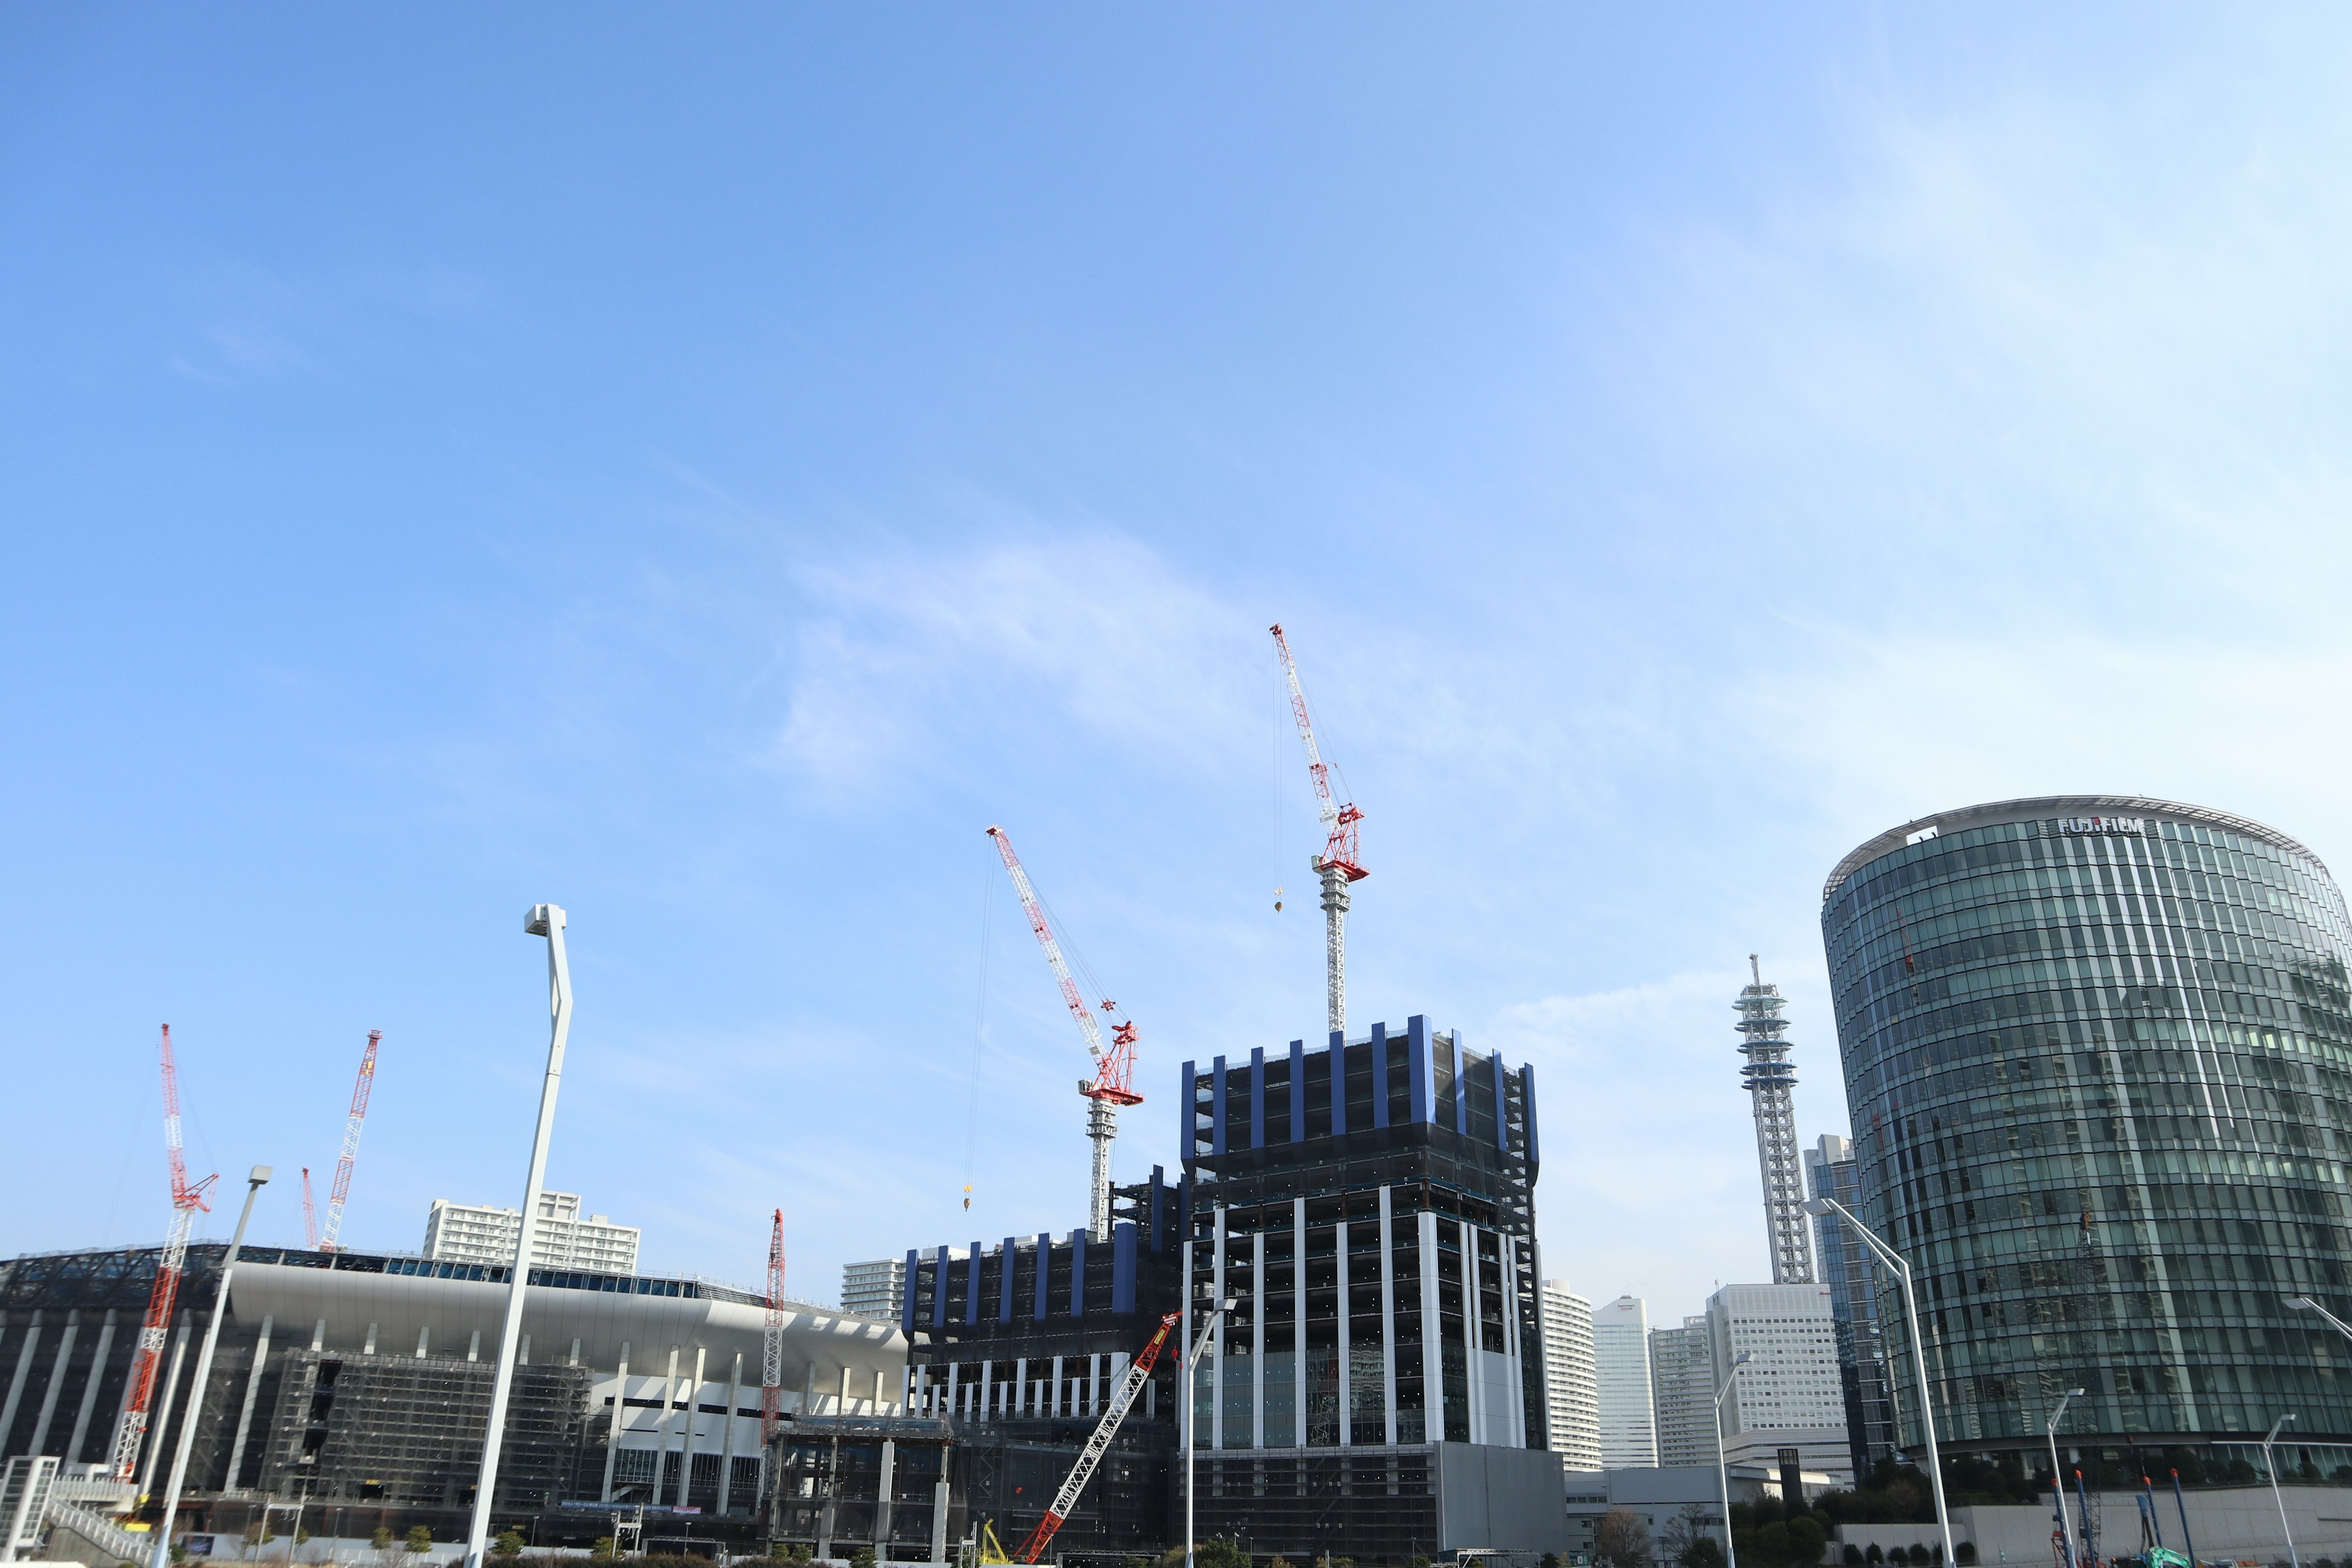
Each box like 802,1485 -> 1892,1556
318,1030 -> 381,1252
761,1209 -> 786,1446
108,1025 -> 219,1482
1009,1312 -> 1183,1564
986,824 -> 1140,1243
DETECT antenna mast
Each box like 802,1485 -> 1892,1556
1736,956 -> 1812,1284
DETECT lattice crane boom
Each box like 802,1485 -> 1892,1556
301,1169 -> 319,1251
1011,1312 -> 1182,1563
986,825 -> 1142,1243
761,1209 -> 786,1444
1270,624 -> 1367,1036
109,1025 -> 218,1482
318,1029 -> 380,1253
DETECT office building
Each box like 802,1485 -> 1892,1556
1805,1134 -> 1896,1480
1821,796 -> 2352,1466
1649,1314 -> 1718,1469
1593,1295 -> 1656,1467
1540,1280 -> 1602,1472
1705,1281 -> 1852,1488
842,1257 -> 908,1322
1738,958 -> 1815,1285
0,1240 -> 903,1552
421,1191 -> 640,1275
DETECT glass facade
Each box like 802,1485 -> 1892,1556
1820,796 -> 2352,1462
1805,1134 -> 1898,1477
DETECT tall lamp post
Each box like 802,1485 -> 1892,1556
464,904 -> 575,1568
1804,1196 -> 1951,1564
2261,1414 -> 2301,1568
1713,1351 -> 1752,1568
2045,1387 -> 2085,1568
1183,1296 -> 1237,1568
151,1166 -> 271,1568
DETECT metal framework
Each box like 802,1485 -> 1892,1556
301,1169 -> 320,1251
110,1025 -> 218,1482
986,825 -> 1140,1243
1270,624 -> 1366,1036
763,1208 -> 786,1446
319,1030 -> 381,1252
1735,956 -> 1812,1284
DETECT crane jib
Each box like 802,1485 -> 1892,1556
1012,1313 -> 1181,1563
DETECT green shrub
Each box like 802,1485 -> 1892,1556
850,1549 -> 876,1568
406,1526 -> 434,1555
492,1530 -> 525,1559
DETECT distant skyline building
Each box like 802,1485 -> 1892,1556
1737,956 -> 1814,1285
1542,1280 -> 1603,1472
1706,1281 -> 1853,1488
1821,795 -> 2352,1464
421,1191 -> 639,1274
1805,1134 -> 1896,1480
840,1256 -> 908,1321
1649,1313 -> 1718,1468
1593,1294 -> 1657,1468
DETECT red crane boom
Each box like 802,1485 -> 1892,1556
318,1030 -> 380,1252
761,1209 -> 786,1446
109,1025 -> 219,1482
1011,1313 -> 1183,1564
301,1169 -> 319,1251
1270,623 -> 1367,1035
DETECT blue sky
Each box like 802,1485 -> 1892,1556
9,7 -> 2352,1324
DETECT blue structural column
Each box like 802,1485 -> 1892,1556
1520,1065 -> 1540,1172
932,1245 -> 952,1329
1149,1168 -> 1166,1253
999,1239 -> 1017,1322
1212,1055 -> 1227,1155
1069,1229 -> 1088,1317
1289,1039 -> 1306,1141
1370,1021 -> 1390,1129
1490,1051 -> 1510,1149
1112,1222 -> 1137,1314
967,1245 -> 983,1325
1250,1047 -> 1266,1148
1329,1031 -> 1348,1136
1406,1016 -> 1431,1124
1033,1234 -> 1051,1322
901,1249 -> 919,1335
1180,1060 -> 1197,1157
1452,1031 -> 1470,1136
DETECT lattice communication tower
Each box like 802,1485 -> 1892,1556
1736,955 -> 1814,1284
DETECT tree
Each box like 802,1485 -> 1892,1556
1596,1507 -> 1653,1568
1661,1505 -> 1719,1568
1194,1540 -> 1249,1568
1843,1548 -> 1863,1566
405,1527 -> 434,1558
371,1529 -> 393,1556
1757,1522 -> 1790,1566
591,1539 -> 615,1559
850,1551 -> 876,1568
492,1531 -> 525,1559
1784,1516 -> 1826,1567
1687,1540 -> 1725,1568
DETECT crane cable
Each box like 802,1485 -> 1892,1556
963,840 -> 992,1212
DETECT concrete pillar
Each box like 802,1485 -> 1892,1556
928,1476 -> 949,1565
415,1325 -> 430,1359
598,1342 -> 630,1502
979,1360 -> 992,1425
0,1312 -> 43,1458
872,1368 -> 884,1413
1251,1230 -> 1265,1449
676,1345 -> 704,1509
222,1314 -> 272,1490
519,1335 -> 530,1366
1460,1219 -> 1482,1444
568,1338 -> 581,1367
874,1438 -> 895,1555
657,1347 -> 681,1502
1294,1198 -> 1306,1448
26,1311 -> 80,1459
309,1321 -> 325,1352
1210,1204 -> 1225,1449
1379,1185 -> 1398,1447
467,1331 -> 481,1363
717,1351 -> 742,1516
363,1322 -> 377,1355
64,1310 -> 118,1464
1335,1216 -> 1351,1447
1048,1356 -> 1063,1419
1417,1211 -> 1441,1439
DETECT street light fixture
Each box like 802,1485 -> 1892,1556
1714,1351 -> 1753,1568
1804,1195 -> 1951,1564
2262,1413 -> 2301,1568
152,1166 -> 271,1568
1183,1295 -> 1238,1568
2045,1388 -> 2085,1568
2285,1296 -> 2352,1345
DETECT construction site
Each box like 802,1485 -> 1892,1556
0,625 -> 1567,1567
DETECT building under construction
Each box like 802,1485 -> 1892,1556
0,1242 -> 907,1550
867,1017 -> 1566,1566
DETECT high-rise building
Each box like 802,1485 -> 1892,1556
421,1191 -> 639,1274
1737,957 -> 1814,1284
840,1256 -> 908,1321
1649,1314 -> 1718,1468
1542,1280 -> 1602,1472
1821,796 -> 2352,1465
1593,1294 -> 1657,1467
1705,1281 -> 1852,1488
1805,1134 -> 1895,1480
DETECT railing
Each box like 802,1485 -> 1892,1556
47,1493 -> 151,1564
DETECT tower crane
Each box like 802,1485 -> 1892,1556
1270,623 -> 1367,1036
986,824 -> 1140,1243
1007,1311 -> 1182,1563
761,1208 -> 786,1446
301,1169 -> 319,1251
109,1025 -> 219,1482
318,1029 -> 381,1253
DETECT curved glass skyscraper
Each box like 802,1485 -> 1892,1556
1820,796 -> 2352,1469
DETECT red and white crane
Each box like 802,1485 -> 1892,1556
317,1029 -> 381,1253
761,1208 -> 786,1446
109,1025 -> 219,1482
986,824 -> 1140,1243
1008,1311 -> 1182,1564
1270,623 -> 1368,1035
301,1169 -> 320,1250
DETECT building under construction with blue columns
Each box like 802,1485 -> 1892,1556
899,1015 -> 1562,1564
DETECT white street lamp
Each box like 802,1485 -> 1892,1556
2045,1387 -> 2084,1568
152,1167 -> 271,1568
2285,1296 -> 2352,1345
1805,1196 -> 1951,1564
1714,1351 -> 1753,1568
1183,1296 -> 1238,1568
2262,1413 -> 2301,1568
465,904 -> 575,1568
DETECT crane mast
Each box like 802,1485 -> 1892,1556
761,1209 -> 786,1446
1010,1312 -> 1182,1563
987,825 -> 1141,1243
1270,623 -> 1367,1036
319,1029 -> 380,1252
301,1169 -> 320,1251
110,1025 -> 218,1482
